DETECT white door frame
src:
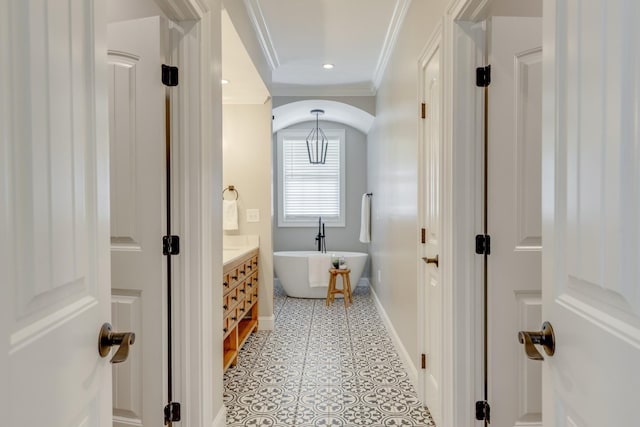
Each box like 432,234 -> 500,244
417,19 -> 445,421
417,2 -> 488,424
164,0 -> 501,425
157,1 -> 535,427
175,6 -> 226,426
133,1 -> 224,426
443,0 -> 496,426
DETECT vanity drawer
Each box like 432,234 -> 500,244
222,295 -> 231,316
239,262 -> 251,279
235,266 -> 245,282
238,281 -> 249,300
223,273 -> 232,294
244,259 -> 255,275
237,287 -> 246,306
230,268 -> 242,285
223,315 -> 230,335
251,294 -> 259,308
227,308 -> 239,328
238,299 -> 250,318
227,287 -> 240,308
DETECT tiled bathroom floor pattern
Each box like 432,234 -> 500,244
223,283 -> 435,426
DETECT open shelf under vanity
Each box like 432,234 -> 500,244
222,247 -> 259,371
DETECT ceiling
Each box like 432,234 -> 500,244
221,10 -> 270,104
223,0 -> 411,100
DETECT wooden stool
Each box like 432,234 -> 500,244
326,268 -> 353,308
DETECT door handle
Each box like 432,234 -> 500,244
98,322 -> 136,364
422,255 -> 439,268
518,321 -> 555,361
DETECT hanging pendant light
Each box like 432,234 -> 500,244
306,109 -> 328,164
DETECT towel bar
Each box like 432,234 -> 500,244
223,185 -> 239,200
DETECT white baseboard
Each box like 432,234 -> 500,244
211,405 -> 226,427
258,315 -> 274,330
369,284 -> 419,388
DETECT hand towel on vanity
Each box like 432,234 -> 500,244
223,200 -> 238,231
308,254 -> 332,287
359,193 -> 371,243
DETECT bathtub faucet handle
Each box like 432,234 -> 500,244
315,216 -> 327,253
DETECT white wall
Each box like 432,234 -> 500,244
223,102 -> 274,322
272,120 -> 370,277
367,0 -> 448,368
490,0 -> 542,17
108,0 -> 166,23
204,3 -> 225,423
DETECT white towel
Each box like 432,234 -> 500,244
308,254 -> 331,287
223,200 -> 238,231
359,193 -> 371,243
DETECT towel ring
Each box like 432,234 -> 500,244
223,185 -> 239,200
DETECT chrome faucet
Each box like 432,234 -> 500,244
315,217 -> 326,253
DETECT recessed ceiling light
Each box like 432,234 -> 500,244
221,79 -> 230,85
323,64 -> 334,70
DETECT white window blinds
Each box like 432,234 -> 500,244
277,129 -> 346,227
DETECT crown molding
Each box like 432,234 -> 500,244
244,0 -> 280,70
271,83 -> 377,97
371,0 -> 412,90
154,0 -> 209,20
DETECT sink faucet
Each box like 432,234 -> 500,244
315,216 -> 326,253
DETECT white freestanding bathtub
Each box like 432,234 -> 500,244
273,251 -> 368,298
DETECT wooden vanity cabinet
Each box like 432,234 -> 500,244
223,249 -> 259,371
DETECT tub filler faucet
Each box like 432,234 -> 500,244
315,217 -> 326,253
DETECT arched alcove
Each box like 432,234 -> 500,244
272,99 -> 375,134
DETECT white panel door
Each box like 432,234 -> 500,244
420,40 -> 443,426
542,1 -> 640,426
108,16 -> 168,427
488,17 -> 542,427
0,1 -> 112,426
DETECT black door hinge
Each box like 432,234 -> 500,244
163,235 -> 180,255
421,353 -> 427,369
475,400 -> 490,422
476,65 -> 491,87
164,402 -> 181,424
421,102 -> 427,119
162,64 -> 179,86
475,234 -> 491,255
421,228 -> 426,244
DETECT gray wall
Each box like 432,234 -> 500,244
273,120 -> 370,278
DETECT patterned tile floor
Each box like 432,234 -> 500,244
223,282 -> 435,426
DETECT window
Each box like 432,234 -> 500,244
277,129 -> 346,227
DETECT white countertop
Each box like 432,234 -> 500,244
223,235 -> 259,265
